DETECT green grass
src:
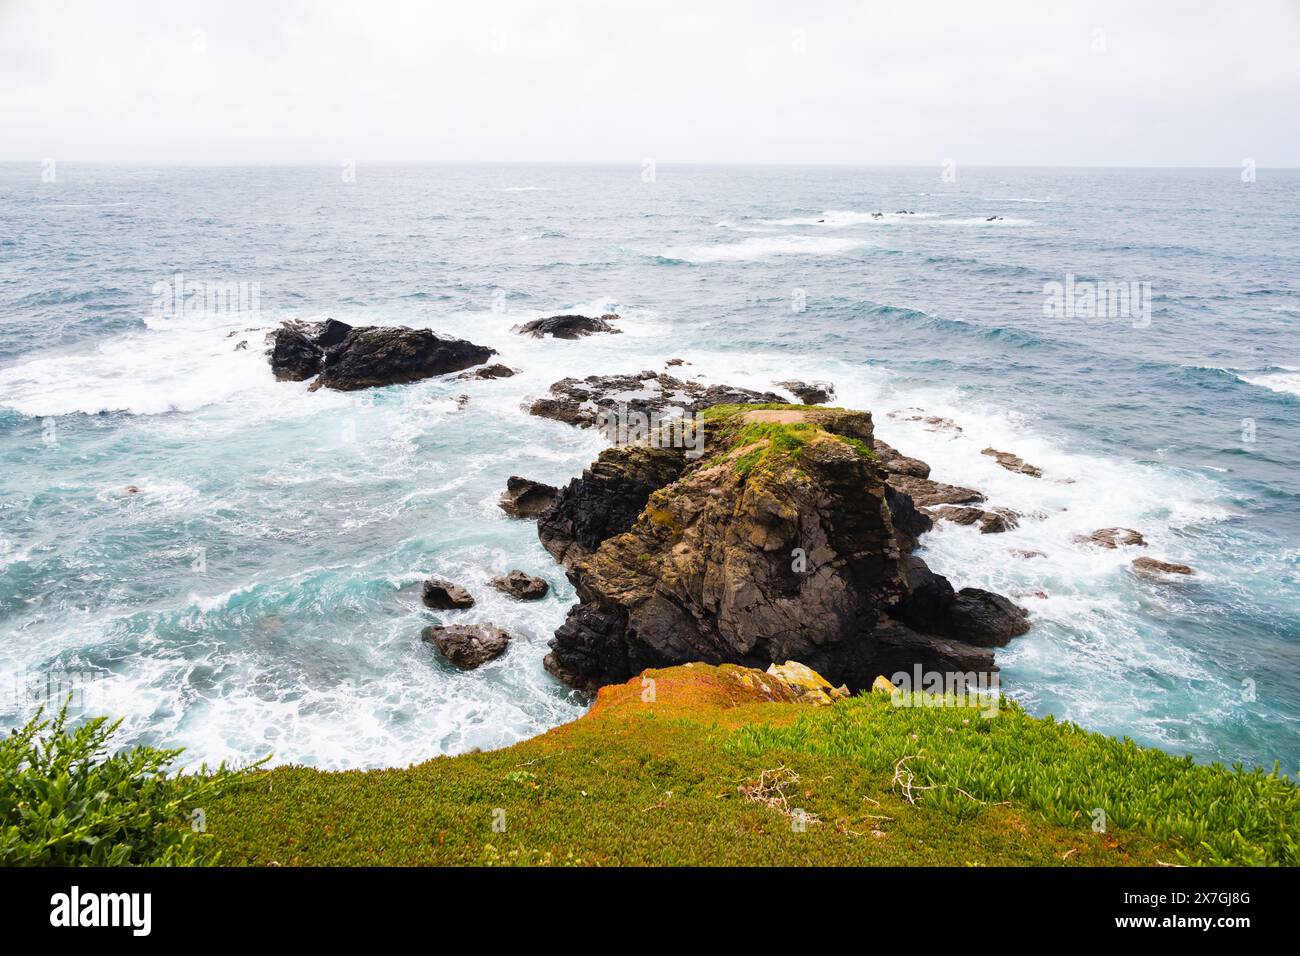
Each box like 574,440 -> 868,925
197,665 -> 1297,866
701,405 -> 877,477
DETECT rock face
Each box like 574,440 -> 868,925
458,363 -> 516,380
931,505 -> 1019,534
421,578 -> 476,610
422,624 -> 511,669
490,570 -> 550,600
775,380 -> 836,405
982,447 -> 1043,478
268,320 -> 495,390
529,370 -> 785,429
538,445 -> 687,570
542,405 -> 1029,693
516,313 -> 621,339
499,476 -> 559,519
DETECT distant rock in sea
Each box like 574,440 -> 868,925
268,319 -> 495,391
515,313 -> 621,339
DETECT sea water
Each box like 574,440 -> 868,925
0,162 -> 1296,772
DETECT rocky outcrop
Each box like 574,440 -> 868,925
529,371 -> 785,429
490,570 -> 549,600
1077,527 -> 1146,549
775,380 -> 836,405
931,505 -> 1019,534
458,363 -> 516,380
542,405 -> 1029,693
538,445 -> 687,569
1131,557 -> 1195,578
422,624 -> 511,669
982,447 -> 1043,478
421,578 -> 476,610
515,313 -> 621,339
499,477 -> 559,519
885,474 -> 985,509
874,440 -> 931,479
268,319 -> 495,390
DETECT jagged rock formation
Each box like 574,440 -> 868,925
541,404 -> 1029,693
268,319 -> 495,390
982,447 -> 1043,478
1131,556 -> 1195,578
422,578 -> 476,609
529,371 -> 785,429
775,380 -> 836,405
458,363 -> 517,380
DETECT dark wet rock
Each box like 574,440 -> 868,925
981,447 -> 1043,478
234,340 -> 248,351
538,445 -> 688,570
1011,548 -> 1046,559
515,313 -> 621,339
775,380 -> 836,405
490,570 -> 550,600
543,406 -> 1027,693
499,476 -> 559,519
1077,527 -> 1146,549
885,485 -> 932,552
268,319 -> 494,391
528,371 -> 785,430
1131,557 -> 1195,578
940,589 -> 1030,646
422,624 -> 511,669
458,363 -> 517,380
421,578 -> 476,610
873,439 -> 931,479
665,358 -> 687,367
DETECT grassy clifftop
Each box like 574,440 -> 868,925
204,663 -> 1298,866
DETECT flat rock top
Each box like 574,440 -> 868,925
741,408 -> 810,424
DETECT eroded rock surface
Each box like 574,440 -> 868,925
422,578 -> 476,610
542,405 -> 1029,693
516,313 -> 621,339
422,624 -> 511,669
775,380 -> 836,405
529,371 -> 785,429
490,570 -> 550,600
499,476 -> 559,519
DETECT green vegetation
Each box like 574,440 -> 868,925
1,705 -> 255,866
700,404 -> 877,478
198,665 -> 1296,866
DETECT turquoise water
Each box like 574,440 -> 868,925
0,162 -> 1297,771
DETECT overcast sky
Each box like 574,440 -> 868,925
2,0 -> 1297,167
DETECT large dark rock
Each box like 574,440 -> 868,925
422,624 -> 511,669
458,363 -> 516,380
516,313 -> 621,339
499,476 -> 559,519
542,406 -> 1028,693
267,320 -> 495,391
538,445 -> 687,570
938,589 -> 1031,647
421,578 -> 476,610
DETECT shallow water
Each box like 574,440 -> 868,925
0,162 -> 1297,772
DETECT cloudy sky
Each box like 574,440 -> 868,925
2,0 -> 1297,166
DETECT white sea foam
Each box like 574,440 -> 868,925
1238,367 -> 1300,397
662,234 -> 871,262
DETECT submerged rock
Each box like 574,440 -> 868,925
490,570 -> 550,600
421,578 -> 476,610
499,476 -> 559,519
268,319 -> 495,390
542,405 -> 1028,693
981,447 -> 1043,478
775,380 -> 836,405
515,313 -> 621,339
423,624 -> 511,669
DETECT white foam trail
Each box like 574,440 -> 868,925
1238,368 -> 1300,397
662,235 -> 871,262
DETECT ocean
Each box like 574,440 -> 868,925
0,161 -> 1296,773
